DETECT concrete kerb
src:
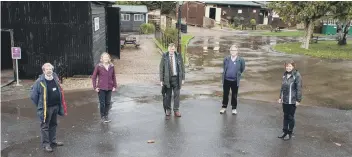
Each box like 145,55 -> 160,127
268,42 -> 311,57
269,45 -> 282,54
153,38 -> 164,56
186,36 -> 195,46
268,44 -> 301,57
1,79 -> 16,88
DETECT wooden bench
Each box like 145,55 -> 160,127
311,35 -> 319,43
271,27 -> 283,32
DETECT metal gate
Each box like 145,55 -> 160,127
106,7 -> 121,58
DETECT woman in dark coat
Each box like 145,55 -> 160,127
278,60 -> 302,141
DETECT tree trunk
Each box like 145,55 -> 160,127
338,21 -> 350,46
301,21 -> 314,49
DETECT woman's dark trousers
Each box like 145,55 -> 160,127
282,103 -> 296,134
98,90 -> 112,118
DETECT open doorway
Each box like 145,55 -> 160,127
259,10 -> 269,25
106,7 -> 121,59
209,7 -> 216,20
1,29 -> 15,87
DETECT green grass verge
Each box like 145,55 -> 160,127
153,34 -> 194,64
180,35 -> 194,54
273,40 -> 352,59
260,31 -> 326,37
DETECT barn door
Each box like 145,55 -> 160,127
106,7 -> 121,58
1,30 -> 13,70
1,29 -> 15,85
205,6 -> 210,18
215,8 -> 221,23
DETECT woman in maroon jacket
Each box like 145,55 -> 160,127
92,52 -> 117,123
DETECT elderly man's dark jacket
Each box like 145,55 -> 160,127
159,51 -> 185,89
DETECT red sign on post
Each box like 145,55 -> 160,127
12,47 -> 21,59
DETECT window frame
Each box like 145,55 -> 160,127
134,14 -> 144,21
121,14 -> 130,21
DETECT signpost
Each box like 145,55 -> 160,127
11,47 -> 21,86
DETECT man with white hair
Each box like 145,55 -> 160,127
220,45 -> 245,115
30,63 -> 67,152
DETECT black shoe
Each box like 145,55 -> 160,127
44,145 -> 53,152
278,132 -> 287,139
51,142 -> 64,147
283,134 -> 292,141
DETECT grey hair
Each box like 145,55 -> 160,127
42,63 -> 54,71
229,45 -> 239,51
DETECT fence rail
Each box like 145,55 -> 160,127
152,22 -> 187,64
153,19 -> 178,50
155,30 -> 176,50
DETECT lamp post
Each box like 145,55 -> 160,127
177,1 -> 183,53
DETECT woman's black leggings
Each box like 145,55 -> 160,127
282,103 -> 296,134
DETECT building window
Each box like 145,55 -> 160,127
238,9 -> 242,14
134,14 -> 144,21
121,14 -> 130,21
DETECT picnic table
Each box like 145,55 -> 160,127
120,33 -> 140,49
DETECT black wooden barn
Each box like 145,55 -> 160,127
1,1 -> 121,79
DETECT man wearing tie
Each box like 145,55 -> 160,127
160,43 -> 185,117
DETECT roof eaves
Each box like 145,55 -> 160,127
93,1 -> 115,5
204,1 -> 262,7
112,5 -> 148,13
